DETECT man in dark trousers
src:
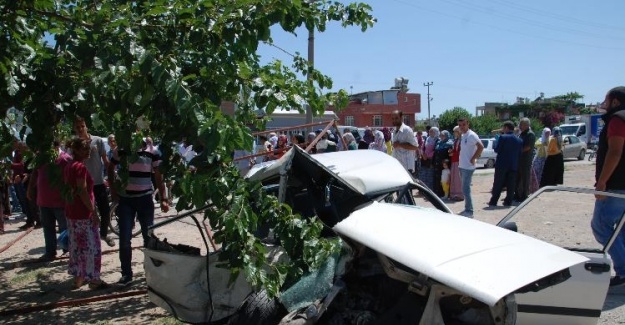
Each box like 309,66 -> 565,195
488,121 -> 523,207
515,118 -> 536,202
591,86 -> 625,287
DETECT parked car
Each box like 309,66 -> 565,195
144,147 -> 617,325
477,138 -> 497,168
562,135 -> 587,160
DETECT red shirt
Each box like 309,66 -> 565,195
37,151 -> 72,208
63,161 -> 94,220
607,117 -> 625,138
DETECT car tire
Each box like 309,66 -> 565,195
578,149 -> 586,161
228,290 -> 287,325
486,159 -> 495,169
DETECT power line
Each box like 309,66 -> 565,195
389,0 -> 625,51
438,0 -> 624,41
484,0 -> 625,32
263,41 -> 298,58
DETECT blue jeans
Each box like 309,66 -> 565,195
591,191 -> 625,276
118,195 -> 154,278
459,168 -> 475,213
40,207 -> 67,256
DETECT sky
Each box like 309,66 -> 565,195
258,0 -> 625,120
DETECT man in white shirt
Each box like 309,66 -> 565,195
457,118 -> 484,217
391,110 -> 419,173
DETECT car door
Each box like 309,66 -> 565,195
569,136 -> 582,159
562,136 -> 572,159
497,187 -> 625,325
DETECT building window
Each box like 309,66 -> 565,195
403,115 -> 411,126
373,115 -> 382,127
344,116 -> 354,126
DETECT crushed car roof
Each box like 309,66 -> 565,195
245,146 -> 414,196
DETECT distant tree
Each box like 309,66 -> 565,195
529,118 -> 545,134
470,114 -> 501,137
437,107 -> 471,132
552,91 -> 584,103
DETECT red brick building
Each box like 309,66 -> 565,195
336,90 -> 421,128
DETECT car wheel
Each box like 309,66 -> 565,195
577,149 -> 586,161
486,159 -> 495,168
228,290 -> 287,325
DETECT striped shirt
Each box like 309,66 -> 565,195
111,147 -> 162,197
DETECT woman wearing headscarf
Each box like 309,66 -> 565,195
342,133 -> 358,150
449,126 -> 464,201
358,128 -> 374,149
368,130 -> 386,152
270,134 -> 289,160
381,127 -> 393,155
418,127 -> 440,191
530,127 -> 550,192
433,130 -> 454,197
541,126 -> 564,186
305,132 -> 318,154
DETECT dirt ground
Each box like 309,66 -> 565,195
1,158 -> 624,324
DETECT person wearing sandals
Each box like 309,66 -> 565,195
64,138 -> 107,290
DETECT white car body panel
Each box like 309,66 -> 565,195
515,252 -> 610,325
477,138 -> 497,168
246,146 -> 413,196
309,149 -> 413,195
333,201 -> 588,306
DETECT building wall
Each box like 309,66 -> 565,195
336,92 -> 421,128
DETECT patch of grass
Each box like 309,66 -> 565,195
156,316 -> 186,325
10,269 -> 48,286
75,322 -> 109,325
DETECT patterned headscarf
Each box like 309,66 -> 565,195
369,130 -> 386,152
343,132 -> 356,144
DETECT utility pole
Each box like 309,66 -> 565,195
423,81 -> 433,124
305,8 -> 315,130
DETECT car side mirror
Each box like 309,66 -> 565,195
563,139 -> 570,144
501,221 -> 518,232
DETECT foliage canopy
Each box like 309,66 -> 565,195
0,0 -> 375,295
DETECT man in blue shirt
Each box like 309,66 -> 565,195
488,121 -> 523,207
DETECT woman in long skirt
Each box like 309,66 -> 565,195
541,127 -> 564,187
530,128 -> 550,193
449,126 -> 464,201
64,138 -> 106,289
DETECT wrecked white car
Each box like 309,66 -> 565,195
144,146 -> 617,325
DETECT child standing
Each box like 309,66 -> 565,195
441,159 -> 451,200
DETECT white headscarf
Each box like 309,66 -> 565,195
541,127 -> 551,144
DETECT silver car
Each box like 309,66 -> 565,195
562,135 -> 587,160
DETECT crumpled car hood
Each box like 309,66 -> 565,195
245,146 -> 414,196
333,201 -> 588,306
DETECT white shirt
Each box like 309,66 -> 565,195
459,129 -> 480,170
391,123 -> 418,171
441,168 -> 451,183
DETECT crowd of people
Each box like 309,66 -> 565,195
3,85 -> 624,289
0,116 -> 169,289
245,110 -> 578,220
